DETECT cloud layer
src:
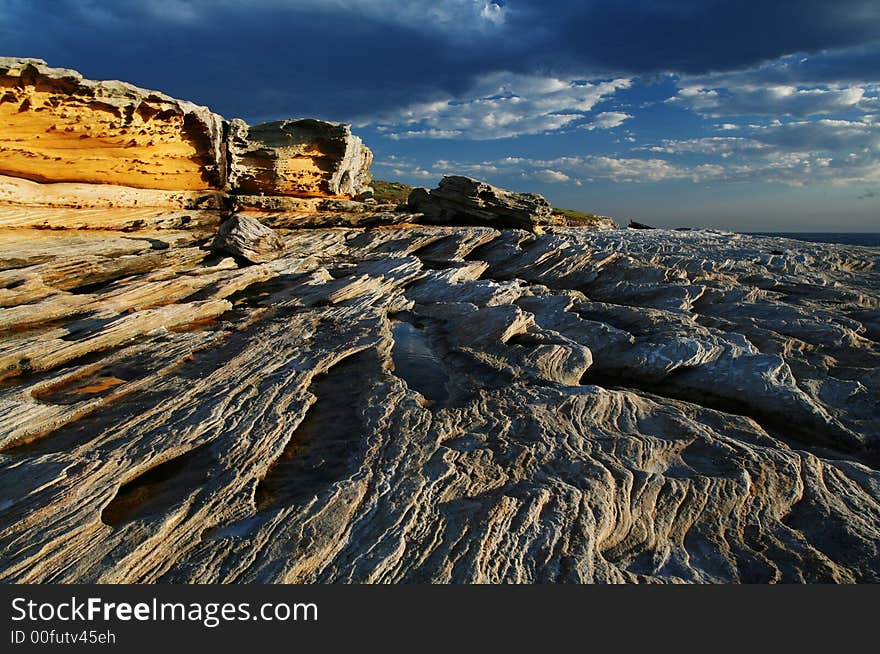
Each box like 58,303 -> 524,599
2,1 -> 880,226
362,73 -> 631,139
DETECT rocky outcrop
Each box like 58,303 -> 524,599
628,220 -> 655,229
0,58 -> 374,222
227,118 -> 372,199
408,176 -> 554,230
0,225 -> 878,583
0,57 -> 226,193
212,214 -> 286,263
552,211 -> 617,230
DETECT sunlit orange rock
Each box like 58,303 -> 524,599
0,57 -> 375,229
0,57 -> 227,193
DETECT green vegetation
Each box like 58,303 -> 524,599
551,207 -> 599,221
371,180 -> 415,205
550,207 -> 608,225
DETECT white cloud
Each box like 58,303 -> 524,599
645,136 -> 769,156
376,136 -> 880,188
359,72 -> 632,139
532,169 -> 572,183
568,157 -> 723,183
645,117 -> 879,168
374,153 -> 724,185
670,82 -> 871,118
581,111 -> 632,130
754,117 -> 880,151
387,129 -> 463,140
373,64 -> 880,189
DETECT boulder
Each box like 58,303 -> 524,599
227,118 -> 372,199
628,220 -> 655,229
212,214 -> 285,263
0,57 -> 226,193
407,176 -> 553,230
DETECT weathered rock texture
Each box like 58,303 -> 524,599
409,176 -> 554,230
553,212 -> 617,231
0,174 -> 225,211
227,118 -> 373,199
0,58 -> 374,220
0,57 -> 226,192
1,225 -> 877,583
212,214 -> 286,264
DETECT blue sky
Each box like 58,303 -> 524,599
2,0 -> 880,230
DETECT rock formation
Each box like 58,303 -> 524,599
408,176 -> 554,230
0,57 -> 226,193
1,59 -> 877,584
0,224 -> 878,583
0,58 -> 374,223
212,214 -> 286,263
628,220 -> 655,229
227,118 -> 372,199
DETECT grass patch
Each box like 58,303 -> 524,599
371,180 -> 414,205
551,207 -> 601,223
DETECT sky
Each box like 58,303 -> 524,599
2,0 -> 880,230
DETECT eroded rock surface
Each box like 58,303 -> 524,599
0,57 -> 226,192
0,226 -> 878,583
409,176 -> 554,230
212,214 -> 286,264
227,118 -> 373,199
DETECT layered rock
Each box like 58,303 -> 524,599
0,58 -> 374,228
0,174 -> 225,210
408,176 -> 554,230
552,211 -> 617,230
227,118 -> 372,199
0,225 -> 878,583
212,214 -> 286,264
0,57 -> 226,193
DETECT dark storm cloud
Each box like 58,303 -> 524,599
0,0 -> 518,121
510,0 -> 880,76
2,0 -> 880,121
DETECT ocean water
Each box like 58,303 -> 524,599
745,232 -> 880,247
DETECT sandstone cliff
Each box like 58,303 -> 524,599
228,118 -> 372,200
0,57 -> 373,217
0,57 -> 226,192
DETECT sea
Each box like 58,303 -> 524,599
745,232 -> 880,248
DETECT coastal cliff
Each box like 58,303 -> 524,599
0,59 -> 878,583
0,57 -> 373,226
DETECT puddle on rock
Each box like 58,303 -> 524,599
254,352 -> 374,511
51,375 -> 125,401
101,444 -> 214,527
32,358 -> 143,405
390,318 -> 450,405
